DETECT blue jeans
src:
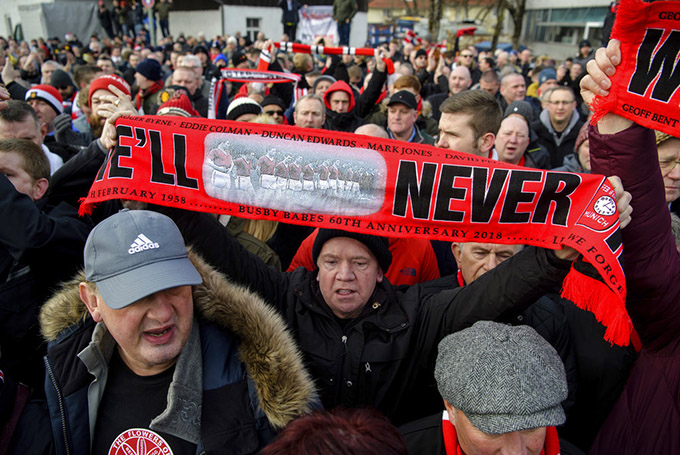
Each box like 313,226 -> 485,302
338,20 -> 351,46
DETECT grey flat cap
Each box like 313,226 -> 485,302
434,321 -> 567,434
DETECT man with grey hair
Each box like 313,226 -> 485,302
294,94 -> 326,129
400,321 -> 569,454
181,54 -> 211,99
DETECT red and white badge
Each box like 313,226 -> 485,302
109,428 -> 173,455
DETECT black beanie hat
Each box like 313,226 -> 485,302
312,229 -> 392,272
50,69 -> 75,89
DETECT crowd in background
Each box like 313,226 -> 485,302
0,8 -> 678,454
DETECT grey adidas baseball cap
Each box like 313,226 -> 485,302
435,321 -> 567,435
84,209 -> 202,310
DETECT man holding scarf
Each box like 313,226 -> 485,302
581,36 -> 680,455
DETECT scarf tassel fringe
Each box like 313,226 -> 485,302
561,266 -> 632,346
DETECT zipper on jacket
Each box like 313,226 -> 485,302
341,335 -> 348,354
45,357 -> 71,455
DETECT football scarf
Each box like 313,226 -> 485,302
441,412 -> 561,455
208,69 -> 301,119
270,42 -> 395,74
590,0 -> 680,138
80,116 -> 632,345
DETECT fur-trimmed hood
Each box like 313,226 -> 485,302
40,250 -> 316,429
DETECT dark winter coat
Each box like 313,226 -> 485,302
47,138 -> 123,223
531,109 -> 585,169
589,123 -> 680,454
155,206 -> 573,425
0,175 -> 91,391
39,252 -> 316,455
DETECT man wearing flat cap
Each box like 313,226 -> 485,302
154,204 -> 585,425
401,321 -> 570,454
39,209 -> 315,454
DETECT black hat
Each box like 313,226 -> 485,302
50,69 -> 75,89
226,97 -> 263,121
504,100 -> 534,124
579,39 -> 591,48
231,51 -> 248,67
415,48 -> 427,59
261,94 -> 286,110
387,90 -> 417,111
313,229 -> 392,272
135,58 -> 163,82
193,45 -> 209,56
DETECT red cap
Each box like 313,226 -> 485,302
88,74 -> 131,107
157,92 -> 199,117
25,85 -> 64,114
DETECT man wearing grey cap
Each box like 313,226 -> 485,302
39,209 -> 315,455
400,321 -> 568,454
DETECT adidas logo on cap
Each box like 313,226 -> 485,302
129,233 -> 160,254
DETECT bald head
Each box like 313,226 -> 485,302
500,73 -> 526,104
354,123 -> 389,138
449,66 -> 472,95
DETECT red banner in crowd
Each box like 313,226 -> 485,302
80,116 -> 631,344
590,0 -> 680,137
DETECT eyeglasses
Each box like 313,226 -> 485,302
659,158 -> 680,173
548,100 -> 575,106
265,110 -> 284,116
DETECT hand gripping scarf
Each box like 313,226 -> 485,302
80,117 -> 632,345
590,0 -> 680,138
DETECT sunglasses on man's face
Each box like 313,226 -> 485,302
265,110 -> 284,116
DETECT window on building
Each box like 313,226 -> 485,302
524,7 -> 607,45
246,18 -> 261,42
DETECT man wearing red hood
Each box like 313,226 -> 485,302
321,50 -> 388,132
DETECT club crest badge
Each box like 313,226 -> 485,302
109,428 -> 173,455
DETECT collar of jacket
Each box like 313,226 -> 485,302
539,108 -> 581,147
40,249 -> 316,429
299,273 -> 411,333
77,320 -> 203,443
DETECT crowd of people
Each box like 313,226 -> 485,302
0,18 -> 678,455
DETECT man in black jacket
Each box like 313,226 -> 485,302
531,86 -> 585,168
322,49 -> 388,132
156,207 -> 579,426
0,138 -> 91,392
279,0 -> 302,40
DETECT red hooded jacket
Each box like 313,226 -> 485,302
323,80 -> 356,112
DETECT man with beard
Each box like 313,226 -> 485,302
87,74 -> 131,140
46,74 -> 131,221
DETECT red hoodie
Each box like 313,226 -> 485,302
323,80 -> 356,112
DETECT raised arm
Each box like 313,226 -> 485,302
581,39 -> 680,347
